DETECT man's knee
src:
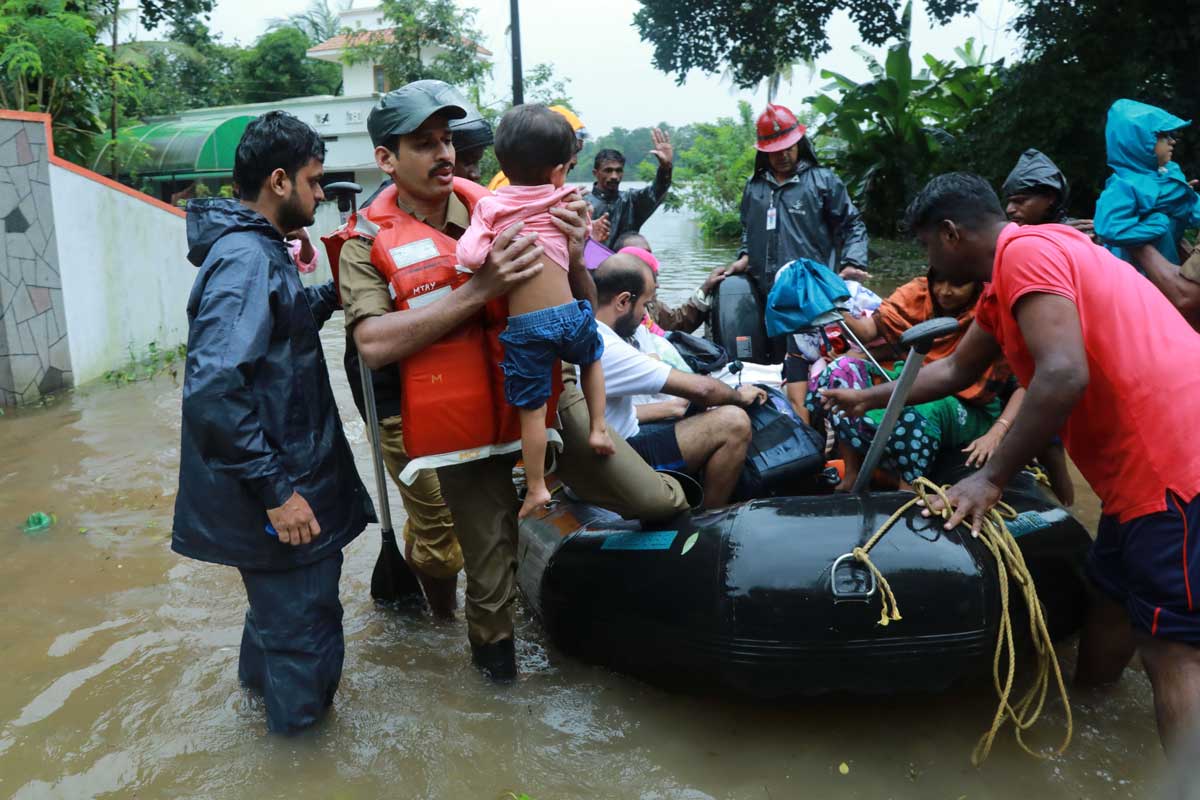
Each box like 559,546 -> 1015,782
712,405 -> 752,444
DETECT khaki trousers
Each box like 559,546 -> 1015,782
377,415 -> 464,579
436,374 -> 690,647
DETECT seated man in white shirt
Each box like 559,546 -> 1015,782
591,253 -> 764,507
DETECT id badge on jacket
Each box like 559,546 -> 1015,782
766,204 -> 777,231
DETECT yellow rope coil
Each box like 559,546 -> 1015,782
851,476 -> 1073,766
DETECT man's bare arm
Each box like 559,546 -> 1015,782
1129,244 -> 1200,328
927,293 -> 1087,534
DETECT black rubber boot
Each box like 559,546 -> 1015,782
471,638 -> 517,683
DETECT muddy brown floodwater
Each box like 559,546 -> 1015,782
0,209 -> 1171,799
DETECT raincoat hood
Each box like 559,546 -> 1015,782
1001,149 -> 1069,218
186,198 -> 281,267
1094,100 -> 1200,266
1105,99 -> 1190,182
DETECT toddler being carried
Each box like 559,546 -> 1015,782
457,104 -> 614,519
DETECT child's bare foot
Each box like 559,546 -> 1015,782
519,485 -> 552,519
589,429 -> 615,456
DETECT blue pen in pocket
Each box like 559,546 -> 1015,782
265,524 -> 278,537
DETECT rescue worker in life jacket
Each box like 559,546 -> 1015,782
342,82 -> 691,681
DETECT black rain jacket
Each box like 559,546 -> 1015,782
1001,148 -> 1071,222
584,164 -> 672,249
172,199 -> 375,571
738,143 -> 869,294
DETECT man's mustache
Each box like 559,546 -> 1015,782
429,161 -> 454,176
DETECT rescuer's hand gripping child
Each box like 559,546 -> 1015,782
457,103 -> 614,519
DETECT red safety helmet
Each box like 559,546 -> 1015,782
755,104 -> 806,153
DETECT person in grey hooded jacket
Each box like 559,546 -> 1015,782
174,111 -> 375,734
738,103 -> 870,294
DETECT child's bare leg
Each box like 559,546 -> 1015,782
837,439 -> 861,492
518,405 -> 551,519
580,361 -> 614,456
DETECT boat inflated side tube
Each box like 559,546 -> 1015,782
711,274 -> 771,363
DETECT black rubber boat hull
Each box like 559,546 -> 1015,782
517,466 -> 1091,699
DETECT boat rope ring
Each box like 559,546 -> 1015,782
830,552 -> 877,601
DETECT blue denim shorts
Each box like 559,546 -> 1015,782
500,299 -> 604,410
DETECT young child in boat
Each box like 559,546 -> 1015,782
457,103 -> 614,519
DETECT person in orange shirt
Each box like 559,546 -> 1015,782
824,172 -> 1200,754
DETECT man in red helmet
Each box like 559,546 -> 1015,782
740,103 -> 870,405
738,103 -> 869,288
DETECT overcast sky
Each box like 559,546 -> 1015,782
201,0 -> 1023,135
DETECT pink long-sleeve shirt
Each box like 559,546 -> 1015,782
456,184 -> 588,271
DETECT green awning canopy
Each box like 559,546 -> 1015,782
93,115 -> 255,177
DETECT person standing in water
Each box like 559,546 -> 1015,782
174,112 -> 375,734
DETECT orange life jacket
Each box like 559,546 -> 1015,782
322,178 -> 562,482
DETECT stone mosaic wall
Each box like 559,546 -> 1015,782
0,119 -> 68,406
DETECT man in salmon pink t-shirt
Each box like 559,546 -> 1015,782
822,172 -> 1200,754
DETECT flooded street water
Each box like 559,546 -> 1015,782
0,207 -> 1169,799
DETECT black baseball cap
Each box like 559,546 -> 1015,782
367,80 -> 469,147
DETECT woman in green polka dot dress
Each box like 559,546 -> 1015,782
803,270 -> 1015,491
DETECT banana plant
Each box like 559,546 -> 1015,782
806,1 -> 1001,236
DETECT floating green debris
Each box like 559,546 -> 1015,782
22,512 -> 56,534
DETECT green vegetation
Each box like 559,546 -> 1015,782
341,0 -> 488,92
661,101 -> 756,240
636,0 -> 1200,220
633,0 -> 969,89
103,341 -> 186,386
947,0 -> 1200,213
807,3 -> 1000,236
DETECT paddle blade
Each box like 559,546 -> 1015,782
370,527 -> 425,608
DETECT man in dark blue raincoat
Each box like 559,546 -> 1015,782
172,111 -> 376,734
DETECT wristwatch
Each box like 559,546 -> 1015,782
691,286 -> 712,310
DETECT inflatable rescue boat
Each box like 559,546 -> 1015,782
516,282 -> 1092,698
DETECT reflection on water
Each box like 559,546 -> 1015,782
0,208 -> 1164,799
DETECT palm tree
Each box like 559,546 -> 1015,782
268,0 -> 347,45
720,59 -> 816,104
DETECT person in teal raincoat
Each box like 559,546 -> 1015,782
1094,99 -> 1200,267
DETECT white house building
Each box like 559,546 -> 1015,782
100,0 -> 491,204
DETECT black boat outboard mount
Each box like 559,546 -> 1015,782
710,273 -> 785,363
851,317 -> 961,495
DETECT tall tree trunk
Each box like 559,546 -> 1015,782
110,1 -> 119,180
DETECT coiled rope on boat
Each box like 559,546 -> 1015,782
851,476 -> 1073,766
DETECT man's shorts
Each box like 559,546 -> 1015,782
1087,490 -> 1200,643
627,421 -> 687,473
500,300 -> 603,410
